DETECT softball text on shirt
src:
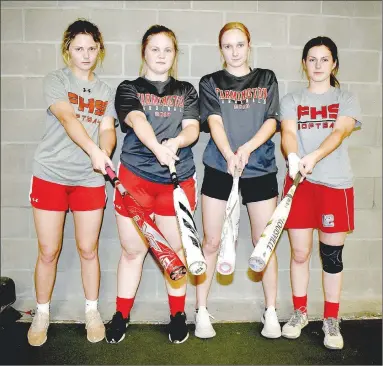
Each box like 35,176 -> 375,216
280,87 -> 362,188
33,67 -> 117,187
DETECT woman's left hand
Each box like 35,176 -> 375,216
236,144 -> 252,174
162,137 -> 181,156
299,150 -> 320,177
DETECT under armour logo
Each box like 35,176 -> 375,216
83,88 -> 91,93
115,205 -> 122,210
31,198 -> 39,202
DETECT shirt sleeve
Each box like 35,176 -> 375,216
183,83 -> 200,121
280,93 -> 297,121
339,91 -> 362,128
43,71 -> 68,108
199,76 -> 221,132
104,87 -> 118,121
264,71 -> 281,129
115,81 -> 144,125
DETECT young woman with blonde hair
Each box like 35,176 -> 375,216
195,22 -> 282,339
106,25 -> 200,344
28,19 -> 116,346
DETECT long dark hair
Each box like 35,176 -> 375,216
302,36 -> 340,88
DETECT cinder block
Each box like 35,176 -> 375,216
350,19 -> 382,50
289,16 -> 351,48
377,117 -> 382,146
374,178 -> 382,209
63,212 -> 76,240
353,1 -> 382,17
1,207 -> 30,238
58,1 -> 123,8
89,9 -> 156,42
353,177 -> 374,209
124,44 -> 142,77
1,144 -> 27,174
98,239 -> 121,271
349,84 -> 382,116
258,1 -> 321,14
192,1 -> 257,11
99,271 -> 117,300
96,44 -> 123,76
52,270 -> 84,300
321,1 -> 355,16
1,174 -> 32,207
99,204 -> 119,239
1,110 -> 45,143
57,239 -> 81,272
25,9 -> 91,41
0,270 -> 34,299
348,116 -> 378,147
24,144 -> 39,174
124,1 -> 191,9
1,77 -> 24,109
1,43 -> 56,75
226,13 -> 288,46
257,47 -> 305,81
25,77 -> 45,109
367,240 -> 383,269
1,1 -> 58,7
190,45 -> 222,77
1,9 -> 22,41
1,239 -> 37,271
342,269 -> 378,298
135,270 -> 158,300
352,209 -> 382,239
338,51 -> 380,83
349,146 -> 382,178
158,11 -> 223,44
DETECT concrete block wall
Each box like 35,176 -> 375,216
1,1 -> 381,323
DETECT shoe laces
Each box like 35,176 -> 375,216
31,311 -> 49,331
197,308 -> 215,320
86,309 -> 102,328
324,317 -> 341,336
287,308 -> 306,327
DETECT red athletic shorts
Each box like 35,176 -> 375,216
283,175 -> 354,233
114,163 -> 197,217
29,176 -> 106,211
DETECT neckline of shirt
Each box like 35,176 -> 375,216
222,67 -> 255,80
303,86 -> 335,97
142,76 -> 173,87
65,67 -> 98,87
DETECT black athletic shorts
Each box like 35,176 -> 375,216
201,165 -> 279,204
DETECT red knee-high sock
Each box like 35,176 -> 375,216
324,301 -> 339,319
293,295 -> 307,313
116,296 -> 135,319
168,295 -> 186,316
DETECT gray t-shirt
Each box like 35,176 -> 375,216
280,87 -> 362,188
33,67 -> 117,187
199,68 -> 280,178
115,77 -> 199,183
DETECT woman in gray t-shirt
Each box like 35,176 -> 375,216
280,36 -> 361,350
28,19 -> 117,347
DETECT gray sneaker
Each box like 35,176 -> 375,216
323,318 -> 343,350
281,309 -> 308,339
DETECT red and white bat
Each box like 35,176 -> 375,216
105,165 -> 186,281
216,176 -> 240,275
169,161 -> 207,276
249,172 -> 302,272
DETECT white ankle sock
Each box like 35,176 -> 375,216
85,299 -> 98,313
36,301 -> 50,314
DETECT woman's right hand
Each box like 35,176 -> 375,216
89,146 -> 114,175
152,143 -> 179,167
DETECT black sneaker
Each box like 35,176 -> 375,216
105,311 -> 130,344
168,312 -> 189,344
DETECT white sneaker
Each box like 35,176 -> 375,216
195,306 -> 216,339
323,318 -> 344,350
281,309 -> 308,339
27,310 -> 49,347
261,306 -> 281,338
85,309 -> 105,343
